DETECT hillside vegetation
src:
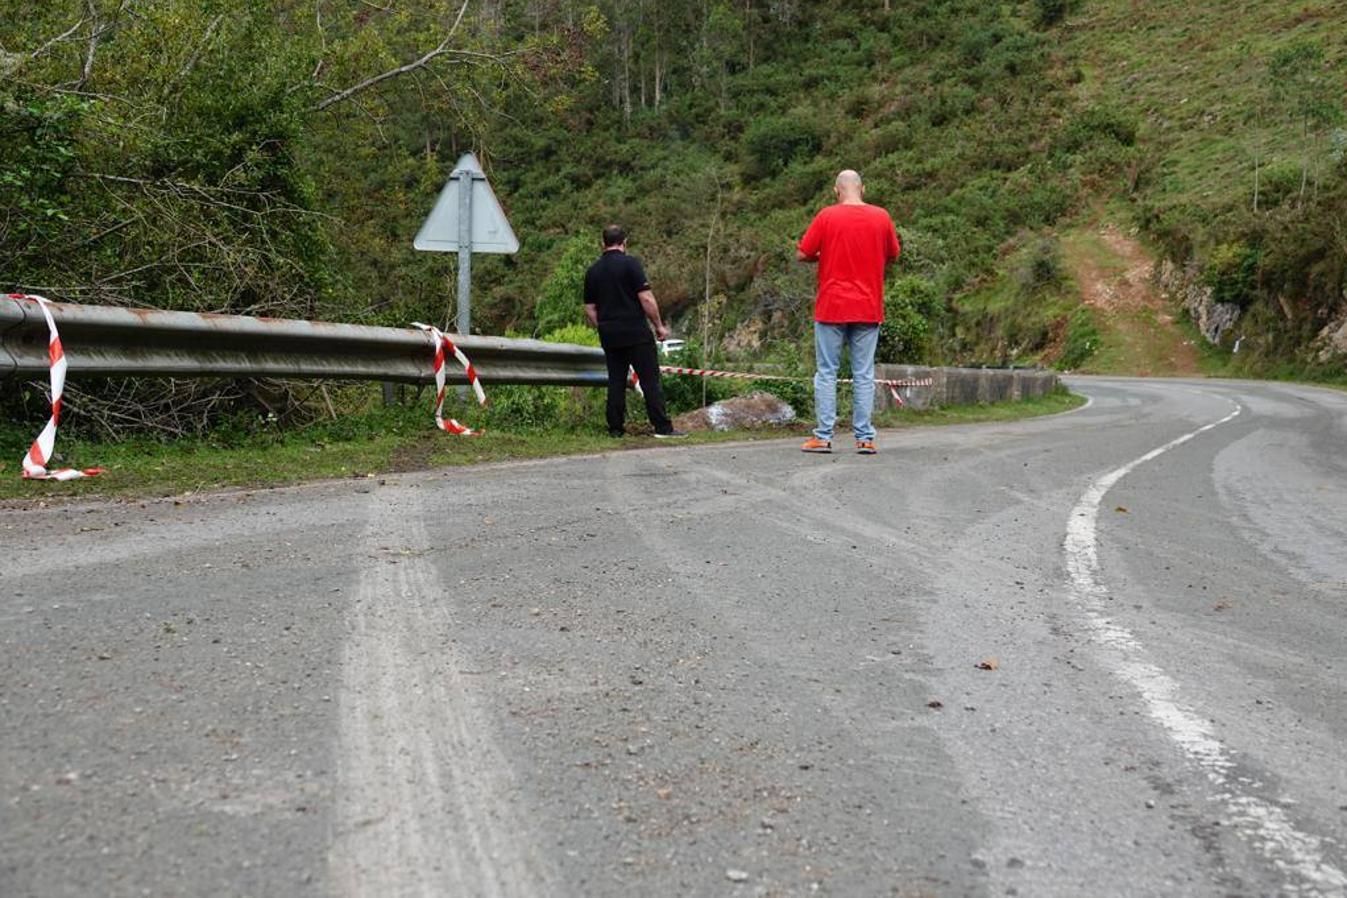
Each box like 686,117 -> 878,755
1082,0 -> 1347,380
2,0 -> 1344,437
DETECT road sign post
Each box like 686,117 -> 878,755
456,166 -> 473,335
414,152 -> 519,338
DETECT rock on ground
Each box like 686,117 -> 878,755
1314,311 -> 1347,363
673,391 -> 796,432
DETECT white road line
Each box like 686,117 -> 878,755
1064,397 -> 1347,897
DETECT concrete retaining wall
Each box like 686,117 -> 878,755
873,365 -> 1060,412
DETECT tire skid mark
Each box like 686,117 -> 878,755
1064,396 -> 1347,896
328,488 -> 553,898
690,464 -> 936,565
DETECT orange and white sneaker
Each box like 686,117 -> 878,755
801,437 -> 832,454
855,440 -> 877,455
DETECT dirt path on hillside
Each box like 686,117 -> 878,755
1065,224 -> 1202,377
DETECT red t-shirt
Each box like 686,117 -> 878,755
797,203 -> 901,323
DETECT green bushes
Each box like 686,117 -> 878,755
1246,167 -> 1347,337
1057,307 -> 1100,370
541,323 -> 601,346
1202,242 -> 1261,308
879,276 -> 943,363
1033,0 -> 1077,29
1257,161 -> 1304,209
947,233 -> 1072,367
1058,105 -> 1139,155
534,236 -> 597,336
483,385 -> 570,430
742,114 -> 822,180
1015,237 -> 1064,293
957,22 -> 1044,79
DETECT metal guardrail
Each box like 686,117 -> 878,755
0,297 -> 608,387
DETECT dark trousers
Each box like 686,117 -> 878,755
603,341 -> 672,435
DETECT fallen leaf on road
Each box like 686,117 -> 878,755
1114,506 -> 1129,514
976,658 -> 999,671
656,787 -> 672,800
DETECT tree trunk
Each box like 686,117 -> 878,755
654,48 -> 663,108
621,30 -> 632,125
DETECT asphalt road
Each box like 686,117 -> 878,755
2,377 -> 1345,897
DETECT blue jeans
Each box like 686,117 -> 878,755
814,322 -> 880,442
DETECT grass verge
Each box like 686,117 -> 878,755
0,389 -> 1085,503
873,388 -> 1085,429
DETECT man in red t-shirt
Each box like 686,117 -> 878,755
796,170 -> 901,455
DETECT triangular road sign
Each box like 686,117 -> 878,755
413,153 -> 520,254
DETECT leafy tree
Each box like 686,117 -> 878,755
534,235 -> 598,336
0,0 -> 590,434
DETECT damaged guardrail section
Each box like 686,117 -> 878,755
0,297 -> 608,387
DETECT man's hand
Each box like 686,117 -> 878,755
655,323 -> 670,342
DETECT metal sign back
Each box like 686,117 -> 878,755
413,152 -> 519,254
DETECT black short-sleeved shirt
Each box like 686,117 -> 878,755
583,250 -> 654,348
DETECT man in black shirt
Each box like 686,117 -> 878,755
583,225 -> 684,438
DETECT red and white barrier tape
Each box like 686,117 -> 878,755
8,294 -> 103,480
655,365 -> 799,383
412,323 -> 486,436
647,364 -> 930,405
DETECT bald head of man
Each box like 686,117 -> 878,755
834,169 -> 865,204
